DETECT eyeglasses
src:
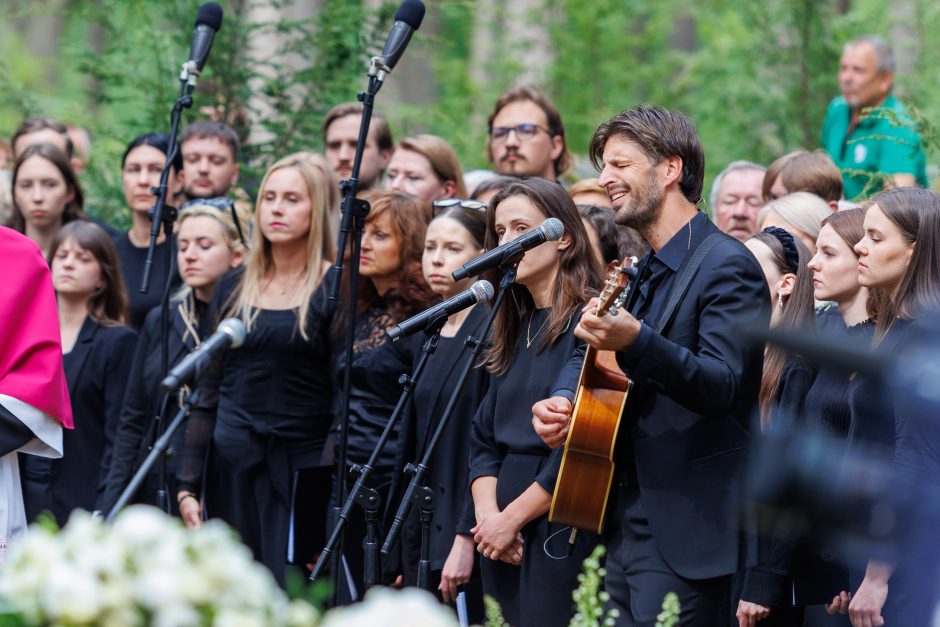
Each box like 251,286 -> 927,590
488,123 -> 553,144
432,198 -> 487,217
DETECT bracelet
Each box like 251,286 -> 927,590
177,492 -> 197,505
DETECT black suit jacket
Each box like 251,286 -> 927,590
612,217 -> 769,580
98,303 -> 202,514
21,317 -> 137,525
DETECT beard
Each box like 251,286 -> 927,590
613,168 -> 664,231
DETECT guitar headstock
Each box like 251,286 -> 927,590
596,256 -> 637,317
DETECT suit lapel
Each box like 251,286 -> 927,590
65,317 -> 98,394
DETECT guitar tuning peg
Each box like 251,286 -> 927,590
609,306 -> 619,316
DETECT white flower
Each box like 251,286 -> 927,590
286,599 -> 320,627
41,561 -> 105,623
319,587 -> 458,627
213,607 -> 269,627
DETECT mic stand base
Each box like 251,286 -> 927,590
352,473 -> 382,590
415,485 -> 435,590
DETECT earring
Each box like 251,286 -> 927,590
776,293 -> 783,309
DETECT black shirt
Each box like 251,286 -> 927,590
112,233 -> 183,330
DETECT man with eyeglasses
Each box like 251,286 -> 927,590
486,85 -> 571,181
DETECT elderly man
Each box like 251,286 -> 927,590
821,35 -> 927,199
709,160 -> 766,242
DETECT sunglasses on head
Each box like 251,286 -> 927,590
431,198 -> 487,217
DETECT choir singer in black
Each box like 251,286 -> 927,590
533,106 -> 770,626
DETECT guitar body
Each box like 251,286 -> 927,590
549,258 -> 635,535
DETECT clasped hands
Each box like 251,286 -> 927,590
532,297 -> 640,448
472,508 -> 524,566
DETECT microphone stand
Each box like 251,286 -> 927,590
320,66 -> 389,592
106,389 -> 200,523
383,264 -> 518,590
310,315 -> 446,591
141,71 -> 195,515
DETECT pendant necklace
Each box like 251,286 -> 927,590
526,310 -> 551,348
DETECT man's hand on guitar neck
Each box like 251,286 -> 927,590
532,396 -> 573,449
575,296 -> 641,352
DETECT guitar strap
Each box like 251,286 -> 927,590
655,232 -> 729,335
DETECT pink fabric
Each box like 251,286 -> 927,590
0,227 -> 72,428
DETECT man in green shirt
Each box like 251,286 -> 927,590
821,35 -> 928,200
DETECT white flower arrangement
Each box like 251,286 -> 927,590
0,506 -> 319,627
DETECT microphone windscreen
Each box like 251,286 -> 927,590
472,280 -> 495,303
542,217 -> 565,241
394,0 -> 425,29
218,318 -> 247,348
196,2 -> 224,30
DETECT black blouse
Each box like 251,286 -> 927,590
400,305 -> 491,573
469,309 -> 582,507
179,270 -> 334,501
804,319 -> 875,437
112,233 -> 183,331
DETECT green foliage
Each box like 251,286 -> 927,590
483,593 -> 508,627
1,0 -> 936,229
655,591 -> 681,627
571,545 -> 618,627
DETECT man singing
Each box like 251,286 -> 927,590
533,106 -> 769,626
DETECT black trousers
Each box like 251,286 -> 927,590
605,485 -> 731,627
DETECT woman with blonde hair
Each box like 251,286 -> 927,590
177,155 -> 336,583
100,203 -> 247,516
385,134 -> 467,203
757,191 -> 833,254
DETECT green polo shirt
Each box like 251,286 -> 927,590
821,95 -> 928,200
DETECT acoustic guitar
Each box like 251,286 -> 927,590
549,257 -> 635,534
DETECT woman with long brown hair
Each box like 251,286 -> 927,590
20,221 -> 137,526
9,143 -> 86,257
468,178 -> 602,626
736,226 -> 817,627
176,154 -> 335,584
830,187 -> 940,626
332,190 -> 437,596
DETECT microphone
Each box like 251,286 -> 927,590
181,2 -> 224,85
452,218 -> 565,281
369,0 -> 426,80
160,318 -> 246,392
387,280 -> 494,341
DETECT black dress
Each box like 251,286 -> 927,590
469,308 -> 598,627
99,297 -> 210,516
179,271 -> 334,584
112,233 -> 183,330
330,296 -> 415,596
737,355 -> 816,627
399,305 -> 489,618
20,317 -> 137,525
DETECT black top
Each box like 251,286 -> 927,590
99,297 -> 209,514
803,318 -> 875,437
179,270 -> 334,503
740,354 -> 817,607
399,305 -> 490,573
333,297 -> 413,485
20,317 -> 137,525
470,308 -> 582,507
112,233 -> 183,330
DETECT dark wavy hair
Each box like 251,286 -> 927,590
752,228 -> 815,426
10,143 -> 86,232
47,221 -> 129,326
482,178 -> 602,375
338,191 -> 436,329
867,187 -> 940,342
589,105 -> 705,204
431,204 -> 486,249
